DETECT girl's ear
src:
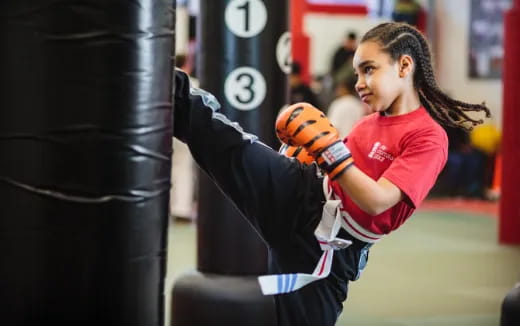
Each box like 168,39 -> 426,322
398,54 -> 414,78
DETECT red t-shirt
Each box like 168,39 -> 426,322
330,107 -> 448,242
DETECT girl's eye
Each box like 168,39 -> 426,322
364,66 -> 374,74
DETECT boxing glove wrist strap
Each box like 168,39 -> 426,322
317,141 -> 355,179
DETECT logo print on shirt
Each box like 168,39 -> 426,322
368,142 -> 394,162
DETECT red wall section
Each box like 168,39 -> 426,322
499,0 -> 520,245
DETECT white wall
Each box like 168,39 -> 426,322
175,6 -> 189,55
304,0 -> 429,76
435,0 -> 502,127
304,14 -> 386,76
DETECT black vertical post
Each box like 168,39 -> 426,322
171,0 -> 289,325
197,0 -> 290,276
0,1 -> 175,325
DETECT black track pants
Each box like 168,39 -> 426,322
173,70 -> 369,326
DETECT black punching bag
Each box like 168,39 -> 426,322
0,1 -> 174,325
171,0 -> 289,325
501,284 -> 520,326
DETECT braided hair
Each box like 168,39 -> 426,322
361,22 -> 490,130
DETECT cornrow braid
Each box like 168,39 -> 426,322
361,22 -> 490,130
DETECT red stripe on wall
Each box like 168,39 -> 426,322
307,4 -> 368,15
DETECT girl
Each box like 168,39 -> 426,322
173,22 -> 490,326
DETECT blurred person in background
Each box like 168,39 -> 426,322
434,121 -> 500,199
330,31 -> 358,79
327,73 -> 367,139
330,31 -> 358,88
312,74 -> 336,110
469,123 -> 502,199
175,53 -> 199,87
290,61 -> 320,108
392,0 -> 422,27
439,125 -> 486,198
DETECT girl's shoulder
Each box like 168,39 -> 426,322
350,109 -> 448,147
401,114 -> 448,149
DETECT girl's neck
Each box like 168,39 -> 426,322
385,89 -> 422,116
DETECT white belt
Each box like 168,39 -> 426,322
326,176 -> 384,244
257,177 -> 353,295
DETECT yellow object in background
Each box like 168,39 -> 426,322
470,124 -> 501,155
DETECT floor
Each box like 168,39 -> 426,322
164,199 -> 520,326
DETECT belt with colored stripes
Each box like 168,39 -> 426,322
257,177 -> 352,295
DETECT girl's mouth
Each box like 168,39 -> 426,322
360,93 -> 372,103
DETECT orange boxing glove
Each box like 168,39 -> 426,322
275,102 -> 354,179
278,143 -> 315,165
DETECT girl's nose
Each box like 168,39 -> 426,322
355,77 -> 366,93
